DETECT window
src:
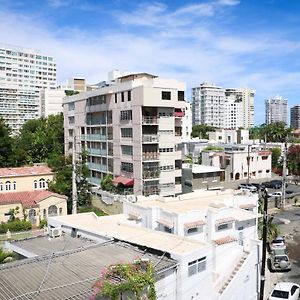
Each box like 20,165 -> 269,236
159,148 -> 173,153
121,145 -> 133,156
34,180 -> 38,189
39,178 -> 46,188
13,181 -> 16,190
59,207 -> 63,215
121,92 -> 124,102
121,162 -> 133,173
5,181 -> 11,191
217,223 -> 232,231
128,90 -> 131,101
68,116 -> 74,124
160,165 -> 174,171
178,91 -> 184,101
120,110 -> 132,121
43,209 -> 46,219
162,91 -> 171,100
115,93 -> 117,103
0,182 -> 3,191
188,257 -> 206,277
68,102 -> 75,111
121,128 -> 133,138
48,205 -> 58,217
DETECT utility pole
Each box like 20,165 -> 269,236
247,144 -> 250,184
281,139 -> 288,209
72,136 -> 78,214
259,188 -> 268,300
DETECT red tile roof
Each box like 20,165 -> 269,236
0,190 -> 66,208
0,166 -> 53,178
214,236 -> 237,245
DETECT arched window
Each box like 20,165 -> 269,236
34,180 -> 38,189
0,182 -> 3,191
39,178 -> 46,189
5,181 -> 11,191
13,181 -> 17,190
48,205 -> 58,217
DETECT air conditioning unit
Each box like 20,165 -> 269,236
126,195 -> 137,203
50,227 -> 62,238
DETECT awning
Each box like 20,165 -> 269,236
112,176 -> 134,187
239,203 -> 256,209
214,235 -> 237,245
215,217 -> 235,225
157,219 -> 174,229
184,220 -> 206,229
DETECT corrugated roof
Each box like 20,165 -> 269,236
0,166 -> 53,177
0,190 -> 66,208
0,241 -> 177,300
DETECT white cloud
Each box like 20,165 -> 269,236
47,0 -> 72,8
217,0 -> 240,6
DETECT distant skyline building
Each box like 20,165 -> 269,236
192,82 -> 225,128
265,96 -> 288,125
290,105 -> 300,129
192,83 -> 255,129
0,43 -> 56,133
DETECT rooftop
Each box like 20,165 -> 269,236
8,233 -> 98,257
50,213 -> 208,255
0,240 -> 176,300
0,165 -> 53,177
0,190 -> 66,208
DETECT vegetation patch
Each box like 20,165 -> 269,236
78,205 -> 107,216
92,260 -> 157,300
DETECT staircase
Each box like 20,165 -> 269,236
218,254 -> 248,295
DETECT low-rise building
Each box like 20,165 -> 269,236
0,190 -> 67,226
0,165 -> 53,193
48,189 -> 261,299
208,129 -> 249,144
202,145 -> 272,181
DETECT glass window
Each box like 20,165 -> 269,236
162,91 -> 171,100
5,181 -> 11,191
188,257 -> 206,277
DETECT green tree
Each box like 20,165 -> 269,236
101,174 -> 114,191
191,125 -> 216,139
0,117 -> 14,167
271,148 -> 281,168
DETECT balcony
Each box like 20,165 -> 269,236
142,152 -> 159,161
143,185 -> 160,196
87,162 -> 107,172
82,134 -> 107,141
142,116 -> 158,125
142,134 -> 158,143
88,177 -> 100,186
88,148 -> 107,156
143,169 -> 160,179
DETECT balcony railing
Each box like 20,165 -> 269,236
82,134 -> 107,141
143,169 -> 160,179
143,186 -> 160,196
142,116 -> 158,124
142,152 -> 159,161
88,148 -> 107,156
142,134 -> 158,143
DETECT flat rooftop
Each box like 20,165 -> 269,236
135,189 -> 257,214
0,240 -> 177,300
50,213 -> 208,255
7,233 -> 99,257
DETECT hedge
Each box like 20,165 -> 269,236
0,220 -> 32,234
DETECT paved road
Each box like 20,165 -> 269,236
265,207 -> 300,298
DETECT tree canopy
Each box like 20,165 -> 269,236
0,117 -> 14,167
191,125 -> 216,139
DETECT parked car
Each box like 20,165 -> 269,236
269,282 -> 300,300
286,190 -> 294,195
238,183 -> 257,192
269,191 -> 283,198
270,248 -> 291,272
270,180 -> 288,189
270,236 -> 286,251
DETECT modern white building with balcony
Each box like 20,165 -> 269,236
265,96 -> 288,125
63,73 -> 186,197
0,43 -> 56,133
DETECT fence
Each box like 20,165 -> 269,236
0,229 -> 45,247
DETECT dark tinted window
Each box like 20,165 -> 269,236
271,290 -> 288,299
162,91 -> 171,100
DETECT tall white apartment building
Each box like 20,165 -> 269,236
192,82 -> 225,127
63,73 -> 186,197
0,43 -> 56,133
225,88 -> 255,129
290,105 -> 300,129
182,101 -> 192,141
192,83 -> 255,129
265,96 -> 288,125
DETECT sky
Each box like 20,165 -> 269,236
0,0 -> 300,125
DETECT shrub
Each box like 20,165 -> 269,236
0,220 -> 32,234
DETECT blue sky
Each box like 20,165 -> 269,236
1,0 -> 300,125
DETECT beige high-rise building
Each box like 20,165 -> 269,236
63,73 -> 186,197
0,43 -> 56,133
